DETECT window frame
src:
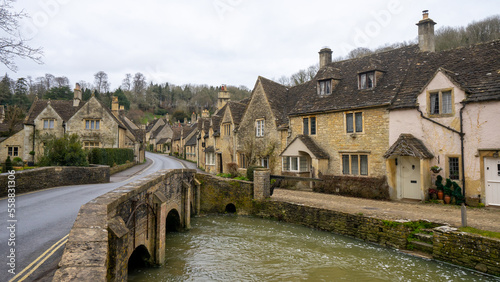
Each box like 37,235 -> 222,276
206,152 -> 215,165
43,119 -> 55,129
303,116 -> 317,136
8,146 -> 19,157
341,153 -> 369,176
255,119 -> 265,137
447,155 -> 461,180
223,123 -> 231,136
83,141 -> 100,150
358,71 -> 375,90
345,111 -> 363,134
427,88 -> 454,117
85,119 -> 101,130
239,153 -> 247,168
282,156 -> 309,172
259,156 -> 269,168
317,79 -> 332,96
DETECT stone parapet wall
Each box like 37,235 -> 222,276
314,175 -> 390,200
196,173 -> 254,214
433,226 -> 500,276
0,165 -> 110,197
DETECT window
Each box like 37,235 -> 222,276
206,152 -> 215,165
448,157 -> 460,180
8,146 -> 19,157
259,157 -> 269,168
85,119 -> 100,130
282,156 -> 309,172
83,141 -> 100,149
359,72 -> 375,89
43,119 -> 55,129
429,89 -> 453,116
346,112 -> 363,133
256,119 -> 264,137
239,153 -> 247,168
303,117 -> 317,135
223,123 -> 231,136
342,154 -> 368,175
318,79 -> 332,96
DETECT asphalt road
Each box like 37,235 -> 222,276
0,152 -> 186,282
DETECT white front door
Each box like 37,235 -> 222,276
484,157 -> 500,206
398,156 -> 421,199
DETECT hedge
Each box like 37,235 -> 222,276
88,148 -> 134,166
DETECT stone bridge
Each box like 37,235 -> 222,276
53,168 -> 269,281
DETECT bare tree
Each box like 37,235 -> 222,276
0,0 -> 43,71
122,73 -> 132,91
54,76 -> 69,87
94,71 -> 109,93
132,72 -> 147,96
347,47 -> 373,59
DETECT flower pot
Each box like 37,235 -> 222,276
444,195 -> 451,204
437,190 -> 444,200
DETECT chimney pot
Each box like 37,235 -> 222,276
319,47 -> 332,69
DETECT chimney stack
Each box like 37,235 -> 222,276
416,10 -> 436,52
111,96 -> 119,114
73,83 -> 82,107
217,85 -> 230,110
319,47 -> 332,69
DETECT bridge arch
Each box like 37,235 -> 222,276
225,203 -> 236,213
166,209 -> 181,232
128,245 -> 151,273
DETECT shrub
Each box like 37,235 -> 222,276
12,157 -> 23,166
38,134 -> 89,167
227,162 -> 238,177
5,156 -> 13,171
88,148 -> 134,166
246,165 -> 263,182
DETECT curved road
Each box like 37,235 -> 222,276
0,152 -> 186,281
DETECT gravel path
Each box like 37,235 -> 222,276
271,189 -> 500,232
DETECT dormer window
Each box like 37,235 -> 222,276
359,71 -> 375,89
318,79 -> 332,96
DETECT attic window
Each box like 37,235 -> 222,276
317,79 -> 332,96
359,71 -> 375,89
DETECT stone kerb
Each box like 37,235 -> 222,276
254,168 -> 270,200
53,169 -> 196,282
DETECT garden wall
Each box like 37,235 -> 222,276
0,165 -> 110,197
313,175 -> 390,200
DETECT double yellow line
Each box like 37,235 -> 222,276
9,234 -> 69,282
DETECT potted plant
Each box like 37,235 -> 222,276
428,188 -> 438,200
430,165 -> 442,173
443,178 -> 453,204
435,175 -> 444,200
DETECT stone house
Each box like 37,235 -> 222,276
0,106 -> 25,164
386,21 -> 500,205
146,118 -> 173,153
236,77 -> 299,174
22,84 -> 145,163
218,100 -> 248,173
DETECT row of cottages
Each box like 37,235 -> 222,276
145,116 -> 174,153
191,12 -> 500,206
0,84 -> 146,164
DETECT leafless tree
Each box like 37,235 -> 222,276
347,47 -> 373,59
94,71 -> 109,93
132,72 -> 147,96
122,73 -> 132,91
54,76 -> 69,87
0,0 -> 43,71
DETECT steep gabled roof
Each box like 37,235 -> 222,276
227,101 -> 247,125
290,45 -> 419,115
25,99 -> 82,125
391,40 -> 500,108
185,133 -> 197,146
280,134 -> 329,159
258,76 -> 295,127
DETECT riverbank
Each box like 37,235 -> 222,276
271,189 -> 500,232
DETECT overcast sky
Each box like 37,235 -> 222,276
6,0 -> 499,90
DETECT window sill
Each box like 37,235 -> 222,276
428,113 -> 454,118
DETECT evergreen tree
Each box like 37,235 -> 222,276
44,86 -> 73,100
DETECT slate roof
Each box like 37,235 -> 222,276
383,133 -> 434,159
211,115 -> 222,137
391,40 -> 500,108
258,76 -> 295,127
227,101 -> 247,125
24,99 -> 82,125
185,134 -> 197,146
146,118 -> 162,132
280,134 -> 329,159
157,138 -> 170,144
290,45 -> 420,115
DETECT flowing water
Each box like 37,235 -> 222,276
129,215 -> 498,281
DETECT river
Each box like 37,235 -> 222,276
129,215 -> 497,281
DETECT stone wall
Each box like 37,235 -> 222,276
0,165 -> 110,197
196,173 -> 254,214
53,169 -> 197,281
254,201 -> 412,249
313,174 -> 390,200
433,226 -> 500,276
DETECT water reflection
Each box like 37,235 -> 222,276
129,215 -> 497,281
